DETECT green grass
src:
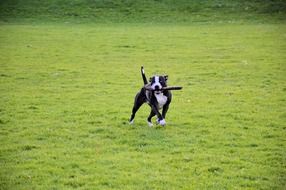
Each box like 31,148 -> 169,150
0,0 -> 286,189
1,0 -> 286,23
0,23 -> 285,189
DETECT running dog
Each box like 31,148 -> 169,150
129,66 -> 172,127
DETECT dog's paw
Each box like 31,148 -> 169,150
129,119 -> 134,125
147,121 -> 153,127
159,119 -> 166,126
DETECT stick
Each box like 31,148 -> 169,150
144,85 -> 183,91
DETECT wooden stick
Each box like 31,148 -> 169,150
163,86 -> 183,90
144,85 -> 183,91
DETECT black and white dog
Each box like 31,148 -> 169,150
129,66 -> 172,127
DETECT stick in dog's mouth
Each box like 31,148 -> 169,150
144,85 -> 183,91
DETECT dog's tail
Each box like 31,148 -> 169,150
141,66 -> 148,85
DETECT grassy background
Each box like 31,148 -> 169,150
0,0 -> 286,189
0,0 -> 286,23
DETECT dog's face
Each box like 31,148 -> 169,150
150,75 -> 168,93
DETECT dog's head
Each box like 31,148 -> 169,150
149,75 -> 168,94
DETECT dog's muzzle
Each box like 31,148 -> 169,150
154,85 -> 160,90
154,85 -> 161,94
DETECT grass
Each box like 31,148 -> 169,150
1,23 -> 285,189
0,0 -> 286,189
0,0 -> 286,23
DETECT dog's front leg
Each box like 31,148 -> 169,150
162,103 -> 170,120
161,93 -> 171,125
151,105 -> 166,126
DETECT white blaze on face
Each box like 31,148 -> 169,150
151,76 -> 162,90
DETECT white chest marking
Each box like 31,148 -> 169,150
155,93 -> 168,109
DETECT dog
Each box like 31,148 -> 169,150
129,66 -> 172,127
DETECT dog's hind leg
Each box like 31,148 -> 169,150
129,92 -> 145,124
129,105 -> 141,124
162,103 -> 170,119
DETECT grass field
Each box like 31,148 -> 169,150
1,0 -> 286,24
1,23 -> 285,190
1,0 -> 286,189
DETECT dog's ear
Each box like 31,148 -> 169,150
164,75 -> 168,81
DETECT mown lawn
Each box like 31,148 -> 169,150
0,23 -> 285,189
